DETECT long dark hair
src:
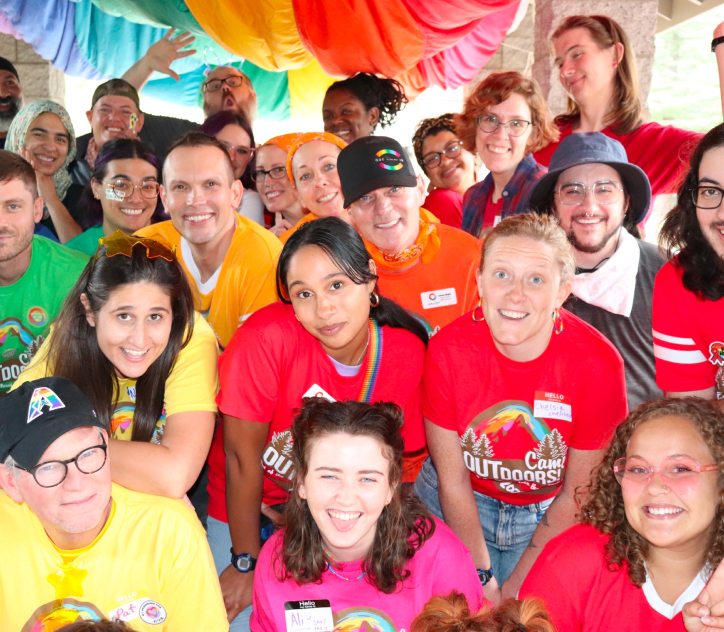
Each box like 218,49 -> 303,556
659,123 -> 724,300
80,138 -> 162,230
45,242 -> 195,442
199,110 -> 256,190
276,216 -> 428,345
278,398 -> 435,592
326,73 -> 408,131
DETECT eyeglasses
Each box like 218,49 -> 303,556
422,140 -> 464,169
202,75 -> 245,93
220,142 -> 254,161
251,166 -> 288,183
556,181 -> 624,206
16,442 -> 108,488
102,179 -> 159,200
613,456 -> 718,494
690,185 -> 724,210
96,230 -> 176,262
477,114 -> 531,137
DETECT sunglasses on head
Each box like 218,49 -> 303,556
93,231 -> 176,263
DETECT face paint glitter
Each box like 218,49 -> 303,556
129,113 -> 138,132
105,186 -> 125,202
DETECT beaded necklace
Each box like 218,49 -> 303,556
321,543 -> 368,582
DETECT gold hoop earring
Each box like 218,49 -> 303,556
370,292 -> 380,307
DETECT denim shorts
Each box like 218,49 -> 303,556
414,457 -> 553,584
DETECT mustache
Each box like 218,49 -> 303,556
0,96 -> 20,106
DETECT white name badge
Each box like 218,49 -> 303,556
285,600 -> 334,632
533,391 -> 572,422
421,287 -> 458,310
303,384 -> 336,402
108,597 -> 146,622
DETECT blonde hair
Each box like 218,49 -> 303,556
551,15 -> 646,135
480,213 -> 575,285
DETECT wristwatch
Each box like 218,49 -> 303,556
477,567 -> 494,586
230,548 -> 257,573
712,36 -> 724,52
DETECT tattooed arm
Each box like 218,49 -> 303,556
501,447 -> 605,599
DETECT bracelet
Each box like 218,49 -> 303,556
712,36 -> 724,52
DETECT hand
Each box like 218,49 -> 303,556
219,564 -> 254,623
682,558 -> 724,631
141,28 -> 197,81
501,574 -> 522,601
483,576 -> 502,606
261,503 -> 286,527
19,147 -> 58,204
269,215 -> 294,238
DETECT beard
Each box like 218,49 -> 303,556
0,96 -> 22,133
566,218 -> 624,254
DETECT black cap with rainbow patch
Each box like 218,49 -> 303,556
338,136 -> 418,208
0,377 -> 104,469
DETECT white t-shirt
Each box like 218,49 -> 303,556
238,188 -> 265,226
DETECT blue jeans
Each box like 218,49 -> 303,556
414,457 -> 553,584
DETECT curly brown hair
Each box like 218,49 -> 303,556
456,72 -> 559,156
579,398 -> 724,587
411,592 -> 556,632
412,113 -> 458,171
276,398 -> 435,593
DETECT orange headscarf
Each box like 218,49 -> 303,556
363,219 -> 442,270
286,131 -> 348,183
263,132 -> 305,154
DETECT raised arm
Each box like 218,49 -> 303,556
715,22 -> 724,120
681,554 -> 724,631
121,28 -> 197,91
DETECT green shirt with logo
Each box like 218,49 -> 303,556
0,236 -> 89,395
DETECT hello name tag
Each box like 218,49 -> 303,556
533,391 -> 572,422
421,288 -> 458,310
285,600 -> 334,632
302,384 -> 336,403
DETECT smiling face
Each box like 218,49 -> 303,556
298,432 -> 393,562
0,69 -> 22,128
322,89 -> 378,143
695,146 -> 724,260
553,163 -> 628,258
1,426 -> 112,549
0,177 -> 43,268
86,96 -> 144,148
476,93 -> 533,179
421,130 -> 477,195
348,178 -> 426,255
216,124 -> 254,181
622,416 -> 719,555
83,281 -> 172,380
91,158 -> 158,235
256,144 -> 300,214
292,141 -> 345,219
161,144 -> 241,246
202,66 -> 258,121
477,236 -> 570,362
554,27 -> 621,108
286,245 -> 374,363
23,112 -> 70,176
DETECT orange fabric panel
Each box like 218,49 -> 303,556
292,0 -> 424,78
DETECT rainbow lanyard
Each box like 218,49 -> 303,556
358,319 -> 383,403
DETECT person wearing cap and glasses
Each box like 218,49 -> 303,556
530,132 -> 665,410
0,56 -> 23,146
338,136 -> 481,337
0,376 -> 227,631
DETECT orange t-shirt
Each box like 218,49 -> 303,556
377,222 -> 481,336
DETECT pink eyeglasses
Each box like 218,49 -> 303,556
613,456 -> 718,493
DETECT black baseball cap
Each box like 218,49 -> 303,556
338,136 -> 418,208
0,377 -> 104,470
91,78 -> 141,110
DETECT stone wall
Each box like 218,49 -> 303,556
0,33 -> 64,106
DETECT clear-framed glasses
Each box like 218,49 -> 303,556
613,456 -> 718,494
220,143 -> 255,162
422,140 -> 464,169
202,75 -> 245,93
251,166 -> 288,183
556,181 -> 624,206
690,185 -> 724,210
16,442 -> 108,488
477,114 -> 531,137
102,179 -> 159,200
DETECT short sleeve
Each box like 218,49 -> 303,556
163,314 -> 219,416
421,339 -> 457,431
250,533 -> 283,632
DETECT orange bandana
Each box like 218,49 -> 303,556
263,132 -> 305,154
286,132 -> 348,182
364,219 -> 441,270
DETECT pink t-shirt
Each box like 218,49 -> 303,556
250,518 -> 485,632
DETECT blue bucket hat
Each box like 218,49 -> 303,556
530,132 -> 651,224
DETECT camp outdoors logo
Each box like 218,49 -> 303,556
0,318 -> 43,389
375,149 -> 404,171
461,400 -> 568,495
262,430 -> 295,490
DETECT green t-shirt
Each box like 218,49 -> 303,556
65,225 -> 104,256
0,236 -> 89,395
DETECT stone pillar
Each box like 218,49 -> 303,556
532,0 -> 658,116
0,34 -> 65,106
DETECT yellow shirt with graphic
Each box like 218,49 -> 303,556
136,216 -> 282,348
12,313 -> 219,442
0,483 -> 227,631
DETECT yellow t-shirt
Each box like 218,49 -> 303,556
136,216 -> 282,349
13,313 -> 219,442
0,484 -> 227,631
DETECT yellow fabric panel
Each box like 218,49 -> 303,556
184,0 -> 312,71
288,60 -> 338,122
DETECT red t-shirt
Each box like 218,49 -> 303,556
210,301 -> 426,520
520,524 -> 695,632
423,188 -> 463,229
653,260 -> 724,398
534,121 -> 702,196
423,309 -> 627,505
482,194 -> 504,229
